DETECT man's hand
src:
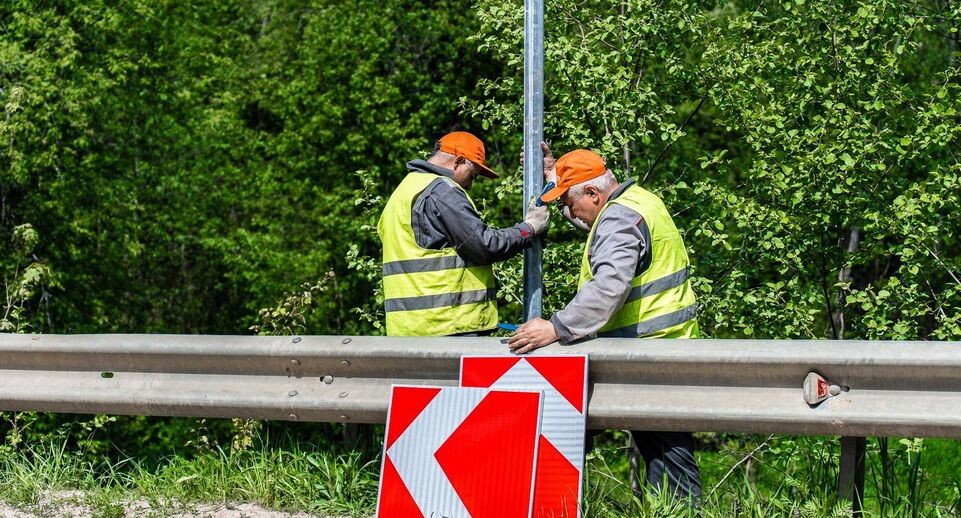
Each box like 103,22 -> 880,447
508,317 -> 559,354
523,198 -> 550,235
539,141 -> 557,183
519,141 -> 558,184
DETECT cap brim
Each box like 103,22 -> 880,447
539,184 -> 568,203
474,162 -> 499,179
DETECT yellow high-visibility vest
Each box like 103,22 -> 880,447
579,184 -> 699,338
378,173 -> 497,336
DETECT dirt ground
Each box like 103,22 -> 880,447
0,491 -> 350,518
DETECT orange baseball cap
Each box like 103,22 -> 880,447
438,131 -> 499,178
539,149 -> 606,202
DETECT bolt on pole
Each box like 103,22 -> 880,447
523,0 -> 545,321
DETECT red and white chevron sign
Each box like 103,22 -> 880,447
377,385 -> 544,518
461,355 -> 589,518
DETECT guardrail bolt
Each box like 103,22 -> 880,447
289,413 -> 299,420
339,391 -> 349,398
341,360 -> 351,367
322,375 -> 334,384
290,359 -> 300,366
288,390 -> 298,397
341,337 -> 351,344
292,336 -> 302,343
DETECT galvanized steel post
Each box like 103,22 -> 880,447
839,436 -> 866,516
523,0 -> 545,320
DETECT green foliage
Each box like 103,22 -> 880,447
4,428 -> 959,516
0,430 -> 381,516
0,0 -> 497,335
696,1 -> 961,341
867,437 -> 954,517
2,0 -> 961,515
306,448 -> 379,514
250,272 -> 335,336
582,433 -> 961,516
470,0 -> 961,341
346,169 -> 387,333
2,224 -> 56,333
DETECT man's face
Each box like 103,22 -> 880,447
452,158 -> 479,191
559,187 -> 601,227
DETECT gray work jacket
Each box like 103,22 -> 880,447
551,180 -> 652,343
407,159 -> 535,265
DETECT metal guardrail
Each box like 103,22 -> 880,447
2,334 -> 959,438
2,334 -> 960,514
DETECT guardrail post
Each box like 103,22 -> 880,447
628,432 -> 641,497
838,436 -> 866,516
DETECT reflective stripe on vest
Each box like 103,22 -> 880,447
383,287 -> 498,313
599,304 -> 698,338
377,173 -> 497,336
579,184 -> 699,339
382,255 -> 474,276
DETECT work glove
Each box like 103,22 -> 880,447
524,198 -> 550,236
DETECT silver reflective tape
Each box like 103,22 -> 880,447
384,288 -> 497,313
601,304 -> 697,338
382,255 -> 472,276
624,267 -> 690,304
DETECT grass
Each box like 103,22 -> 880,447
1,419 -> 960,517
1,443 -> 382,516
572,432 -> 959,517
0,420 -> 382,517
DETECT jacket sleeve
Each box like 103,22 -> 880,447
550,204 -> 647,343
421,179 -> 535,264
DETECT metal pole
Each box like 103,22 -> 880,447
523,0 -> 545,320
839,436 -> 866,517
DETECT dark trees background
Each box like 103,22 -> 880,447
3,0 -> 959,341
2,0 -> 501,334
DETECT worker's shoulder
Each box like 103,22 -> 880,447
422,175 -> 466,197
601,201 -> 643,226
434,175 -> 460,189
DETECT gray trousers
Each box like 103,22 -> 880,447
589,430 -> 701,502
631,430 -> 701,502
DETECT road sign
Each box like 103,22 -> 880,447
461,355 -> 589,518
377,385 -> 544,518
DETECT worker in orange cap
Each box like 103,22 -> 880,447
378,131 -> 550,336
509,142 -> 700,502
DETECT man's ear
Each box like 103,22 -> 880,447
585,186 -> 600,202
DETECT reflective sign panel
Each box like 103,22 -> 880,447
461,356 -> 588,518
378,385 -> 543,518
